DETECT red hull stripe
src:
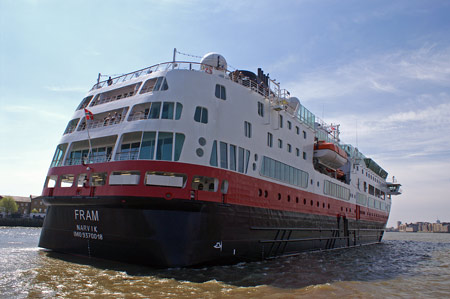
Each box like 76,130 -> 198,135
43,161 -> 389,224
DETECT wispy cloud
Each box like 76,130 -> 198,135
287,45 -> 450,101
44,86 -> 86,93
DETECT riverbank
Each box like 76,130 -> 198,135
0,217 -> 43,227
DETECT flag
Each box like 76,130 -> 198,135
84,108 -> 94,120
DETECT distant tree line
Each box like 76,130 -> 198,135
0,196 -> 18,214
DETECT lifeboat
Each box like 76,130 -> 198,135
313,141 -> 348,169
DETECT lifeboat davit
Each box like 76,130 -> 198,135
313,141 -> 348,169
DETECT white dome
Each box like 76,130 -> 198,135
200,53 -> 227,70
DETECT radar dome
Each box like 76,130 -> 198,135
200,53 -> 227,71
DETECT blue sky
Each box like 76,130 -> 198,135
1,0 -> 449,226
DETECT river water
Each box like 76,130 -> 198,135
1,227 -> 449,298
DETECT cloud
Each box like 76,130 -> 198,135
44,86 -> 86,93
287,45 -> 450,101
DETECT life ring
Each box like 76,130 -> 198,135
205,67 -> 212,74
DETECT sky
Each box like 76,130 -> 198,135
1,0 -> 449,226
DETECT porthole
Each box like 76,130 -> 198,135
317,181 -> 320,187
287,195 -> 291,202
317,201 -> 320,207
323,203 -> 325,208
264,190 -> 268,198
296,197 -> 299,203
310,200 -> 313,206
196,148 -> 204,157
328,204 -> 330,209
278,193 -> 281,200
252,163 -> 256,171
254,154 -> 258,161
198,137 -> 206,146
304,198 -> 306,205
258,189 -> 262,197
310,179 -> 313,185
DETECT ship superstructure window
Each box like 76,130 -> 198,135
90,82 -> 142,107
220,142 -> 228,169
116,131 -> 185,161
110,171 -> 140,185
257,102 -> 264,117
267,133 -> 273,147
76,96 -> 93,110
303,151 -> 307,160
356,193 -> 368,206
50,143 -> 68,167
287,121 -> 292,130
287,144 -> 292,153
145,171 -> 186,188
46,175 -> 58,188
215,84 -> 226,100
65,136 -> 117,165
64,119 -> 80,134
192,176 -> 218,192
324,180 -> 350,201
140,76 -> 168,94
60,174 -> 74,187
296,148 -> 300,157
278,139 -> 283,149
303,131 -> 307,139
260,156 -> 309,188
296,126 -> 299,135
128,102 -> 182,121
210,140 -> 251,173
279,115 -> 283,128
90,172 -> 107,186
194,106 -> 208,124
244,121 -> 252,138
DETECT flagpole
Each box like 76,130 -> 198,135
84,109 -> 94,164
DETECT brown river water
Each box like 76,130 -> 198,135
1,227 -> 449,298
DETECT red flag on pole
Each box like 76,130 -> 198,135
84,108 -> 94,120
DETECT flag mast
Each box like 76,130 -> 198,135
84,108 -> 94,164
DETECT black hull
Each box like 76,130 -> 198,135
39,196 -> 385,268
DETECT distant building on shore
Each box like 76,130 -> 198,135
396,220 -> 450,233
0,195 -> 46,218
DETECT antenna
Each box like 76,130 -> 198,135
356,119 -> 358,148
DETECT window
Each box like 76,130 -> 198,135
109,171 -> 140,185
90,172 -> 107,186
210,141 -> 218,166
146,171 -> 186,188
64,119 -> 80,135
267,133 -> 273,147
140,77 -> 168,94
257,102 -> 264,117
192,175 -> 218,192
244,121 -> 252,138
76,96 -> 93,110
279,115 -> 283,128
303,130 -> 307,139
324,180 -> 350,201
161,102 -> 174,119
303,151 -> 307,160
156,132 -> 173,161
287,144 -> 292,153
149,102 -> 161,119
230,145 -> 237,171
238,147 -> 245,173
287,121 -> 292,130
278,139 -> 283,149
260,156 -> 309,188
46,175 -> 58,188
60,174 -> 74,187
139,132 -> 156,159
51,144 -> 68,167
296,126 -> 299,135
215,84 -> 226,100
220,141 -> 228,169
296,148 -> 300,157
194,106 -> 208,124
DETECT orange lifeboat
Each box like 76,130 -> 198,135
313,141 -> 348,169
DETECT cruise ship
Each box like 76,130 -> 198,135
39,50 -> 402,267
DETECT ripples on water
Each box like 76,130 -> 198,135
1,227 -> 449,298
